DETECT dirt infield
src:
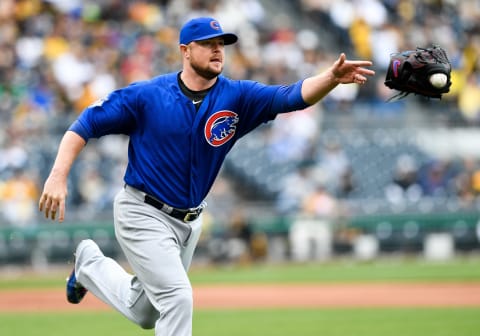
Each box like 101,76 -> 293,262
1,283 -> 480,312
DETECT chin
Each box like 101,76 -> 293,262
192,62 -> 222,80
209,65 -> 223,75
204,68 -> 222,80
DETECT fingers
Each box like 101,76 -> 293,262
44,196 -> 55,220
358,67 -> 376,76
333,53 -> 375,85
38,194 -> 46,212
38,193 -> 65,222
58,198 -> 66,222
354,73 -> 367,84
340,54 -> 374,71
348,61 -> 375,78
347,60 -> 373,67
337,53 -> 346,66
355,67 -> 376,85
350,57 -> 375,84
38,193 -> 52,218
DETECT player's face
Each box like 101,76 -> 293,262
187,38 -> 225,80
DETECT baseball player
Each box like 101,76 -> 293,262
38,17 -> 374,336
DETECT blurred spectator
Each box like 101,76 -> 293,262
76,166 -> 108,214
225,209 -> 268,263
458,73 -> 480,124
337,164 -> 356,198
275,163 -> 316,215
204,174 -> 239,226
385,154 -> 422,204
290,182 -> 338,261
0,138 -> 28,174
301,183 -> 339,218
0,167 -> 39,227
472,168 -> 480,196
263,25 -> 304,74
417,159 -> 457,198
314,138 -> 351,194
455,157 -> 480,205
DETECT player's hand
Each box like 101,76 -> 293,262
331,53 -> 375,85
38,172 -> 68,222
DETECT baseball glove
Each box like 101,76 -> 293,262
384,45 -> 452,100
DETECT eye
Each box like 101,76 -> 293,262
198,39 -> 224,48
198,40 -> 211,47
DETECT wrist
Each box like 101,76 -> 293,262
50,166 -> 70,179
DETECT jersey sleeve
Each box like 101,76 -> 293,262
241,79 -> 309,114
270,79 -> 310,113
236,79 -> 310,133
68,83 -> 141,142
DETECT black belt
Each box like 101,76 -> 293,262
124,184 -> 205,222
143,193 -> 204,223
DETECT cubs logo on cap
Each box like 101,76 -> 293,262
179,17 -> 238,45
210,20 -> 220,30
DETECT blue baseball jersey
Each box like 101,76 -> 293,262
69,72 -> 309,208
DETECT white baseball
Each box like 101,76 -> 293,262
429,73 -> 447,88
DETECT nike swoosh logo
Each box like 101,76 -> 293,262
193,99 -> 202,104
392,60 -> 401,78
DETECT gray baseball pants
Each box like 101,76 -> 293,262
75,186 -> 203,336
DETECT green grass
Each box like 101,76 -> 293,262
1,308 -> 479,336
188,257 -> 480,284
194,308 -> 480,336
0,311 -> 151,336
1,257 -> 480,290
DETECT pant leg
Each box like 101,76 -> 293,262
114,187 -> 203,336
180,217 -> 203,271
75,239 -> 159,329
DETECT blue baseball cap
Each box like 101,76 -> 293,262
179,17 -> 238,45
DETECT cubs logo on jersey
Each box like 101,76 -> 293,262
204,110 -> 239,147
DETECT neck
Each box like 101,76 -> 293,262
180,68 -> 217,91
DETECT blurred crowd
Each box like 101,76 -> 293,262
0,0 -> 480,232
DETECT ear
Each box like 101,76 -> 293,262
180,44 -> 189,59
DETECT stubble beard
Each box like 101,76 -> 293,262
191,61 -> 222,80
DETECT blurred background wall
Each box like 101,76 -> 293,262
0,0 -> 479,268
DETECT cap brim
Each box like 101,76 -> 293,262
193,33 -> 238,45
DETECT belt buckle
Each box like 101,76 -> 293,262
183,211 -> 197,222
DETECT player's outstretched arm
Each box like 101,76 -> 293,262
38,131 -> 86,222
301,53 -> 375,105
